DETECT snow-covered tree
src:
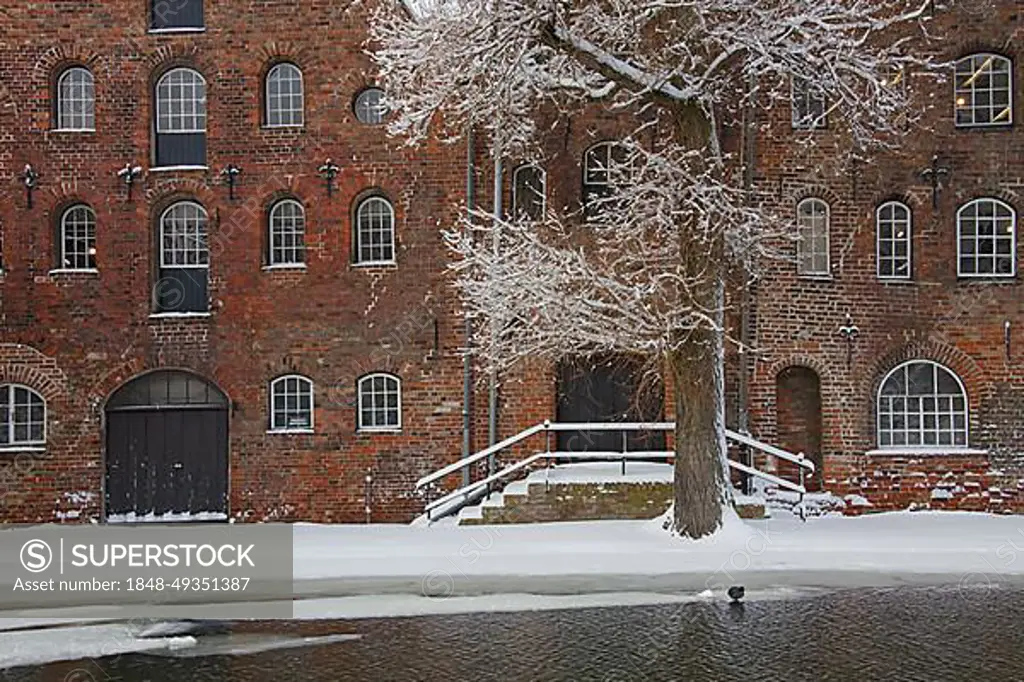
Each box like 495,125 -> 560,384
370,0 -> 938,538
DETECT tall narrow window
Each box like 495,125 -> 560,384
270,375 -> 314,431
157,201 -> 209,313
878,361 -> 968,449
876,201 -> 911,279
357,373 -> 401,431
955,54 -> 1013,127
268,199 -> 306,266
56,67 -> 95,131
60,204 -> 97,270
354,88 -> 386,125
512,164 -> 546,220
354,196 -> 396,265
0,385 -> 46,448
796,198 -> 830,276
957,198 -> 1016,277
154,68 -> 207,168
792,76 -> 827,129
151,0 -> 204,30
583,142 -> 629,222
265,63 -> 304,127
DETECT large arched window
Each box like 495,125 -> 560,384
582,141 -> 629,222
157,201 -> 209,313
796,198 -> 830,276
56,67 -> 95,131
512,164 -> 546,221
0,384 -> 46,447
357,373 -> 401,431
268,199 -> 306,266
265,63 -> 304,127
955,53 -> 1013,127
877,360 -> 968,449
354,196 -> 396,265
957,198 -> 1016,277
876,201 -> 911,279
60,204 -> 97,270
269,375 -> 314,432
154,67 -> 207,167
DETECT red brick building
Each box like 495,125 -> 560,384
0,1 -> 1021,523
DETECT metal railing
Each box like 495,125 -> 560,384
417,421 -> 815,522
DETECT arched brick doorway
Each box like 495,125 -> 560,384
104,370 -> 229,522
775,366 -> 823,491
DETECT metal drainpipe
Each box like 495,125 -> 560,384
738,73 -> 757,495
488,143 -> 503,476
462,128 -> 476,488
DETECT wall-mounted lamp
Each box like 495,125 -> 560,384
221,165 -> 242,201
838,313 -> 860,370
318,159 -> 340,197
919,154 -> 951,210
117,163 -> 143,201
22,164 -> 39,209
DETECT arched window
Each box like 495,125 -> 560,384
60,204 -> 97,270
0,384 -> 45,447
877,360 -> 968,449
354,196 -> 396,265
269,375 -> 314,432
157,201 -> 209,313
512,164 -> 546,221
265,63 -> 304,127
154,68 -> 207,167
268,199 -> 306,266
876,201 -> 911,279
957,198 -> 1016,277
583,141 -> 629,222
791,75 -> 827,129
955,53 -> 1012,127
358,373 -> 401,431
796,198 -> 830,276
56,67 -> 95,131
354,88 -> 386,125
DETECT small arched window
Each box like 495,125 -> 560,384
955,53 -> 1013,127
354,196 -> 396,265
877,361 -> 968,449
512,164 -> 546,221
265,63 -> 304,127
354,88 -> 386,125
154,67 -> 207,167
796,198 -> 830,276
0,384 -> 46,447
582,141 -> 629,221
876,201 -> 911,279
358,373 -> 401,431
157,200 -> 209,313
957,198 -> 1016,277
56,67 -> 95,131
269,375 -> 314,432
268,199 -> 306,266
60,204 -> 97,270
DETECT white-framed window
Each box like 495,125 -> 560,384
269,375 -> 314,432
876,201 -> 911,280
512,164 -> 546,221
791,76 -> 827,129
582,141 -> 630,222
0,384 -> 46,448
957,198 -> 1016,278
265,63 -> 304,128
357,373 -> 401,431
955,53 -> 1013,127
268,199 -> 306,266
60,204 -> 97,270
877,360 -> 968,449
354,88 -> 386,125
56,67 -> 95,131
796,198 -> 830,276
355,196 -> 396,265
157,200 -> 209,313
155,67 -> 207,167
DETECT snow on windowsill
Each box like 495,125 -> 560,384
0,446 -> 46,455
148,165 -> 209,173
262,264 -> 307,272
864,447 -> 988,457
106,511 -> 227,524
48,268 -> 99,276
351,261 -> 398,269
148,312 -> 212,320
262,124 -> 305,131
51,128 -> 96,134
797,273 -> 833,282
266,429 -> 315,435
877,277 -> 914,285
147,27 -> 206,34
357,428 -> 402,435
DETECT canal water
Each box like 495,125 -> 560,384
4,586 -> 1024,681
